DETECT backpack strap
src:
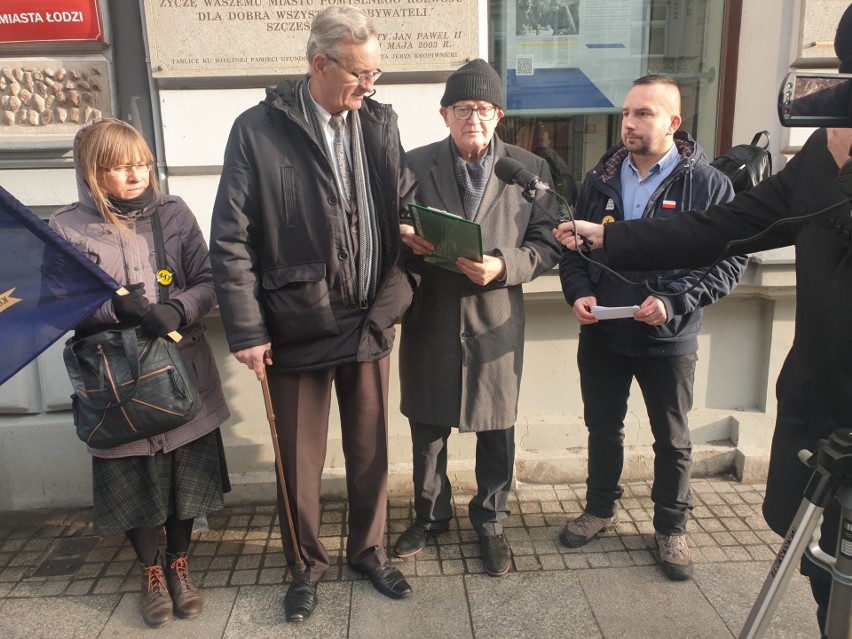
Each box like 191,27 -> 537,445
750,130 -> 772,176
750,130 -> 770,149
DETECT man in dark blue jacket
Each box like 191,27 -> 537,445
558,74 -> 746,581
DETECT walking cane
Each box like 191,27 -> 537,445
260,375 -> 306,573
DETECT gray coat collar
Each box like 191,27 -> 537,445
425,135 -> 510,223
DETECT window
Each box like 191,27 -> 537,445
490,0 -> 727,205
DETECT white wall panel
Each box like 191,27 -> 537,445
159,83 -> 449,169
39,339 -> 74,411
733,1 -> 797,165
1,169 -> 77,210
379,83 -> 448,151
160,89 -> 264,168
166,175 -> 220,241
0,362 -> 40,414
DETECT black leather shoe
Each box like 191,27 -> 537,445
284,579 -> 318,622
351,563 -> 412,599
480,534 -> 511,577
392,521 -> 450,558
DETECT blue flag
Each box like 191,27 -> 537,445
0,186 -> 118,387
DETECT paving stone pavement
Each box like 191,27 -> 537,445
0,477 -> 824,638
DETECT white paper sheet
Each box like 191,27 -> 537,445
591,305 -> 639,320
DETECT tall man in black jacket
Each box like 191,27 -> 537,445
559,75 -> 746,581
210,6 -> 416,623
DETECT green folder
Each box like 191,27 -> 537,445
408,203 -> 483,273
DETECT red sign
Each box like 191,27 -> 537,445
0,0 -> 104,44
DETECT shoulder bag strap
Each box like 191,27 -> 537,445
150,209 -> 169,304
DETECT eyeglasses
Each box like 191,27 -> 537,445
325,55 -> 383,85
450,105 -> 498,121
101,162 -> 152,177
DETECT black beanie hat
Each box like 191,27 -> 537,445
441,59 -> 503,109
837,4 -> 852,73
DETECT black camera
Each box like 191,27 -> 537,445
778,72 -> 852,127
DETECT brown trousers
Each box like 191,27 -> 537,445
266,357 -> 390,582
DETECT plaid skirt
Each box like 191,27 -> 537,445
92,430 -> 224,536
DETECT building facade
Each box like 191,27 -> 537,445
0,0 -> 847,510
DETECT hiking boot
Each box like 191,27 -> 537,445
480,534 -> 511,577
559,510 -> 619,548
655,532 -> 694,581
140,555 -> 173,628
165,552 -> 204,619
392,521 -> 450,558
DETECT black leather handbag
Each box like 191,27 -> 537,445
62,209 -> 200,448
63,326 -> 200,448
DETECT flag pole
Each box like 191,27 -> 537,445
114,286 -> 181,343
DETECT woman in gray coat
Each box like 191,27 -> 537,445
50,119 -> 230,629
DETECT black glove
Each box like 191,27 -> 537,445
139,303 -> 182,337
112,282 -> 150,321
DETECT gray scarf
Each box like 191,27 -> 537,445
452,139 -> 494,220
298,80 -> 380,308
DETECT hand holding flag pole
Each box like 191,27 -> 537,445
113,286 -> 182,343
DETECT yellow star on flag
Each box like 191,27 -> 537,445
0,288 -> 22,313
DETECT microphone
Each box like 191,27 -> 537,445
495,157 -> 551,193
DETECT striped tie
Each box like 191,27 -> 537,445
329,114 -> 353,203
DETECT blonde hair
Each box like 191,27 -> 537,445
76,119 -> 158,228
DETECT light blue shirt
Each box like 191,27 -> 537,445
620,143 -> 680,221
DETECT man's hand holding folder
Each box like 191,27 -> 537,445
400,223 -> 435,256
405,203 -> 485,275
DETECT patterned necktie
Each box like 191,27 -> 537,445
329,114 -> 353,203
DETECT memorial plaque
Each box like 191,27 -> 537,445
143,0 -> 478,80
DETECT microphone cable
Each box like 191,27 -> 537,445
560,191 -> 849,297
534,168 -> 852,299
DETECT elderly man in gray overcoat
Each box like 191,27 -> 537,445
393,59 -> 560,576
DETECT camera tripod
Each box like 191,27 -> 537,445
739,429 -> 852,639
